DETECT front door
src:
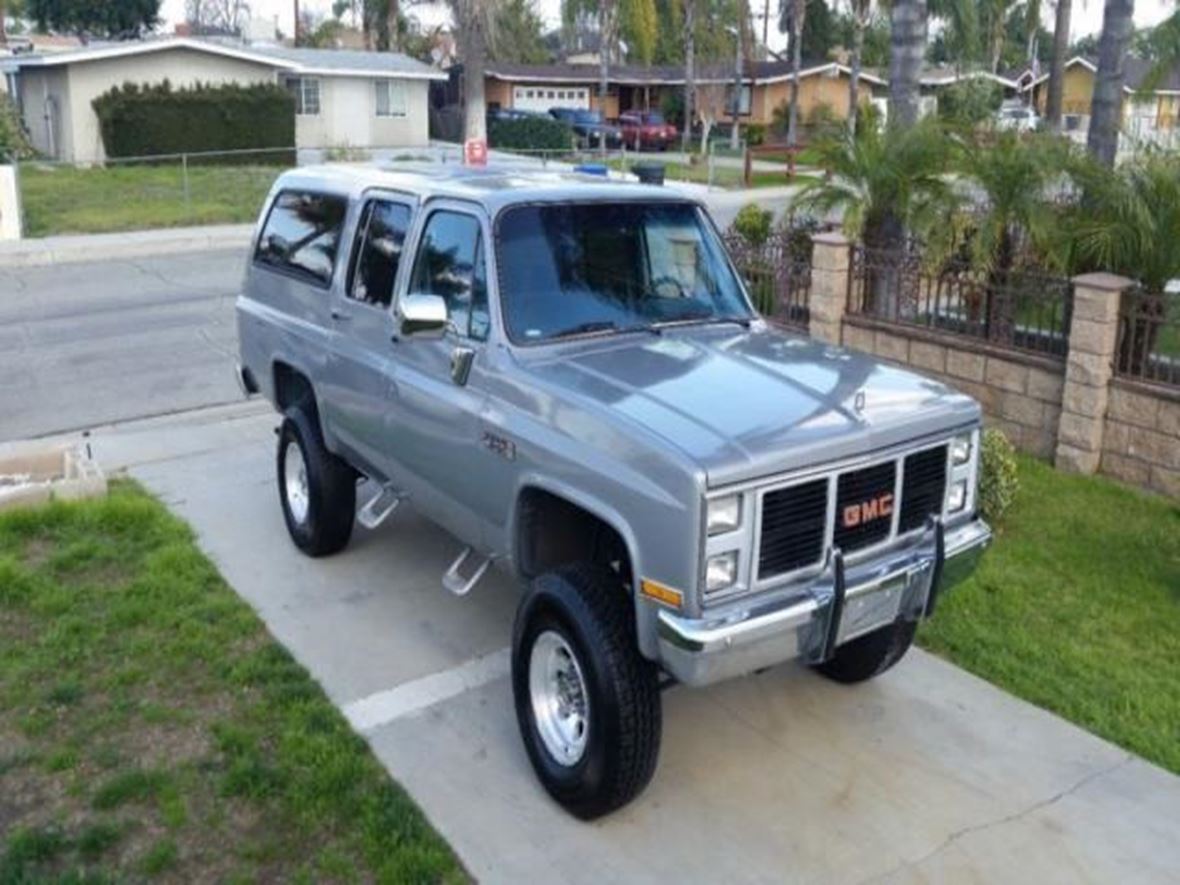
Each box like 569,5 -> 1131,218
388,204 -> 494,546
324,193 -> 415,479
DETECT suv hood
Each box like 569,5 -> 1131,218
515,324 -> 980,487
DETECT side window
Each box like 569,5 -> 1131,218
408,211 -> 489,341
349,199 -> 413,308
254,190 -> 347,287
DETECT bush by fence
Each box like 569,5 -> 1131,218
488,116 -> 573,152
92,81 -> 295,164
0,93 -> 33,161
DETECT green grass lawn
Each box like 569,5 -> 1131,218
610,157 -> 817,190
919,455 -> 1180,775
19,163 -> 282,237
0,482 -> 464,883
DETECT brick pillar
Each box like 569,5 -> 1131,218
809,231 -> 851,345
1055,272 -> 1132,474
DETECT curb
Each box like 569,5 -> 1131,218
0,224 -> 254,268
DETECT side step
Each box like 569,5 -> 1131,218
443,547 -> 493,597
357,485 -> 403,531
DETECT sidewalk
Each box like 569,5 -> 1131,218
7,402 -> 1179,884
0,223 -> 254,268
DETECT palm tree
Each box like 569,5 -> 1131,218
1087,0 -> 1136,167
784,0 -> 806,147
682,0 -> 696,151
451,0 -> 495,143
1045,0 -> 1072,130
847,0 -> 872,134
888,0 -> 927,128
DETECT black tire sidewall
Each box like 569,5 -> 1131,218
276,404 -> 354,556
277,412 -> 320,552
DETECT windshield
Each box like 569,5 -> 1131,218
497,202 -> 753,343
573,110 -> 603,124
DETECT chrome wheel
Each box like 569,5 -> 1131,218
283,439 -> 310,526
529,630 -> 590,767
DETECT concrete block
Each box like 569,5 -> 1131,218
0,444 -> 108,512
999,391 -> 1045,427
1058,411 -> 1103,452
1062,383 -> 1109,419
842,324 -> 875,354
985,358 -> 1028,394
1107,387 -> 1161,429
1101,452 -> 1152,488
1065,351 -> 1112,389
1056,442 -> 1101,474
909,341 -> 947,374
1069,317 -> 1118,357
0,165 -> 20,241
875,332 -> 909,363
1102,420 -> 1131,455
1158,401 -> 1180,438
946,349 -> 986,383
1026,367 -> 1065,403
1150,465 -> 1180,499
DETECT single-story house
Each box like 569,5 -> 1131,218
1024,56 -> 1180,140
484,60 -> 886,130
0,37 -> 446,163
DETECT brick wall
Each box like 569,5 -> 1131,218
804,233 -> 1179,499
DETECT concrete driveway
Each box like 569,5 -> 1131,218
33,401 -> 1176,884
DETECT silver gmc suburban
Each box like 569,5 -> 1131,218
236,164 -> 991,819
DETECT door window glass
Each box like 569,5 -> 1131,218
349,200 -> 413,308
408,211 -> 488,340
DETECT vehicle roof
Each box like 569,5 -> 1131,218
272,163 -> 697,214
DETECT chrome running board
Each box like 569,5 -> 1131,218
443,547 -> 493,597
357,485 -> 402,531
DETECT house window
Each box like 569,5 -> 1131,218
287,77 -> 321,116
375,80 -> 408,118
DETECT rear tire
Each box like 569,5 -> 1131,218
277,402 -> 355,557
813,619 -> 917,684
512,563 -> 662,820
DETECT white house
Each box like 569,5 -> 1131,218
0,38 -> 446,163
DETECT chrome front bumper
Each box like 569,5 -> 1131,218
657,518 -> 991,687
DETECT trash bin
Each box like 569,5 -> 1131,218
631,162 -> 666,186
574,163 -> 609,177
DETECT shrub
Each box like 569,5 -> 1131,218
937,79 -> 1004,128
92,81 -> 295,164
745,123 -> 766,147
732,203 -> 773,247
979,428 -> 1019,524
0,93 -> 33,161
487,116 -> 573,152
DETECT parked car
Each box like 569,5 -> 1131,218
619,111 -> 678,151
237,166 -> 991,820
549,107 -> 623,149
996,102 -> 1040,132
487,106 -> 546,123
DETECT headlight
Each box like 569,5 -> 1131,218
950,434 -> 973,466
947,479 -> 968,513
705,551 -> 738,593
706,495 -> 741,536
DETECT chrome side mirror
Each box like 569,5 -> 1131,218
399,293 -> 448,339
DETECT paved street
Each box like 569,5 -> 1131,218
0,250 -> 244,441
14,402 -> 1176,885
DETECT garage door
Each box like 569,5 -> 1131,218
512,86 -> 590,113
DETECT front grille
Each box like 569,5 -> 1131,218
899,445 -> 948,532
833,462 -> 897,553
758,478 -> 828,579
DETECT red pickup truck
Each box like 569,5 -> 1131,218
618,111 -> 678,151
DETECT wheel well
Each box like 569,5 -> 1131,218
516,488 -> 633,589
273,362 -> 316,418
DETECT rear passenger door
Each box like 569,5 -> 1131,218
322,193 -> 415,478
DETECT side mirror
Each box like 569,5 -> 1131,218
399,293 -> 448,339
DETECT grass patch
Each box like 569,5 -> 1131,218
18,163 -> 281,237
0,481 -> 464,883
919,456 -> 1180,774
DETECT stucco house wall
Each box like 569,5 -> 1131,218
292,75 -> 429,149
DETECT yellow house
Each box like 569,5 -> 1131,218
484,61 -> 885,132
1027,56 -> 1180,138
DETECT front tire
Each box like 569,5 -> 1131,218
277,403 -> 356,557
512,564 -> 662,819
813,619 -> 917,684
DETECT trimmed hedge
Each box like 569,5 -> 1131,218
488,116 -> 573,152
92,81 -> 295,164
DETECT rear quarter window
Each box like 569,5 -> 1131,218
254,190 -> 349,288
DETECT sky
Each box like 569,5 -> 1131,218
159,0 -> 1177,54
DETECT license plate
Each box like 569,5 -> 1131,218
837,574 -> 907,644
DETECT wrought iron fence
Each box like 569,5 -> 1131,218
723,226 -> 815,331
847,245 -> 1073,359
1116,287 -> 1180,387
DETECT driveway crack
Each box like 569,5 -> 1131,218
856,755 -> 1134,885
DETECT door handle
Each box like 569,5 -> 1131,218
330,309 -> 351,322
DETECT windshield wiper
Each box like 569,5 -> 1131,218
655,313 -> 753,330
550,321 -> 661,340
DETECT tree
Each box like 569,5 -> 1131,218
492,0 -> 547,64
622,0 -> 658,64
1087,0 -> 1135,167
27,0 -> 160,39
847,0 -> 872,134
682,0 -> 696,150
888,0 -> 927,128
184,0 -> 250,35
1045,0 -> 1072,130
